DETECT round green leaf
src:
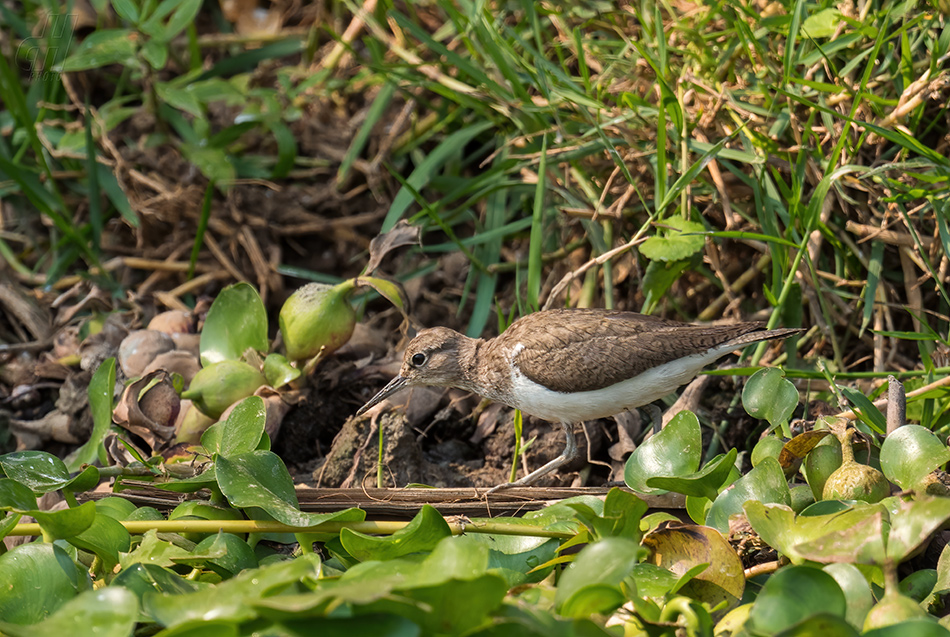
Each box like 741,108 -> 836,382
555,537 -> 644,617
262,353 -> 300,389
179,532 -> 259,577
216,451 -> 366,528
743,367 -> 799,428
341,504 -> 451,562
880,425 -> 950,490
625,411 -> 702,494
95,496 -> 138,521
201,395 -> 266,458
0,543 -> 89,624
200,282 -> 269,367
647,448 -> 739,500
0,451 -> 70,493
864,620 -> 950,637
706,456 -> 790,533
748,565 -> 847,634
68,511 -> 132,571
32,500 -> 97,540
823,563 -> 874,629
0,587 -> 138,637
0,478 -> 38,511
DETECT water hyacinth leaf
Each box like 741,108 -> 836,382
625,410 -> 702,494
0,512 -> 20,541
96,498 -> 136,523
748,565 -> 848,634
742,367 -> 798,429
341,504 -> 451,562
216,451 -> 366,527
629,562 -> 681,598
647,448 -> 738,500
405,574 -> 509,636
554,537 -> 645,618
880,425 -> 950,490
279,281 -> 357,362
792,509 -> 888,565
201,395 -> 266,458
773,614 -> 858,636
568,487 -> 648,541
120,529 -> 193,569
69,511 -> 132,571
278,615 -> 422,637
899,569 -> 937,603
466,525 -> 559,587
32,500 -> 97,540
0,587 -> 138,637
0,451 -> 70,493
744,501 -> 885,564
706,456 -> 790,533
63,465 -> 100,494
685,461 -> 741,525
199,282 -> 269,367
824,563 -> 875,630
751,435 -> 785,467
143,552 -> 322,628
0,543 -> 90,624
803,437 -> 843,500
885,496 -> 950,562
262,353 -> 300,389
642,523 -> 744,611
863,622 -> 950,637
174,532 -> 259,577
0,477 -> 38,511
182,360 -> 266,419
926,543 -> 950,610
112,563 -> 200,601
66,357 -> 116,472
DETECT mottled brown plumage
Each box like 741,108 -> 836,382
495,309 -> 789,393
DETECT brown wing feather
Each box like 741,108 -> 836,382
502,309 -> 773,393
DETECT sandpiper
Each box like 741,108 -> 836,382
357,308 -> 802,493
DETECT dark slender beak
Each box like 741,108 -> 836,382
356,375 -> 409,416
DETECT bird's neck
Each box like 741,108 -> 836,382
452,336 -> 486,394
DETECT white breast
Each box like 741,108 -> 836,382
506,343 -> 739,423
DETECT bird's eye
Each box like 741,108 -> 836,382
410,352 -> 427,367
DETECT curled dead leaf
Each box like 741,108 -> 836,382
113,370 -> 180,452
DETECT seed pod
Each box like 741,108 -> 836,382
822,428 -> 889,503
279,281 -> 357,362
863,590 -> 931,630
803,438 -> 842,500
181,360 -> 266,419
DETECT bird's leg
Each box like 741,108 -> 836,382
485,421 -> 578,496
643,403 -> 663,433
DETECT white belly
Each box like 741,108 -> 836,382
508,351 -> 721,423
